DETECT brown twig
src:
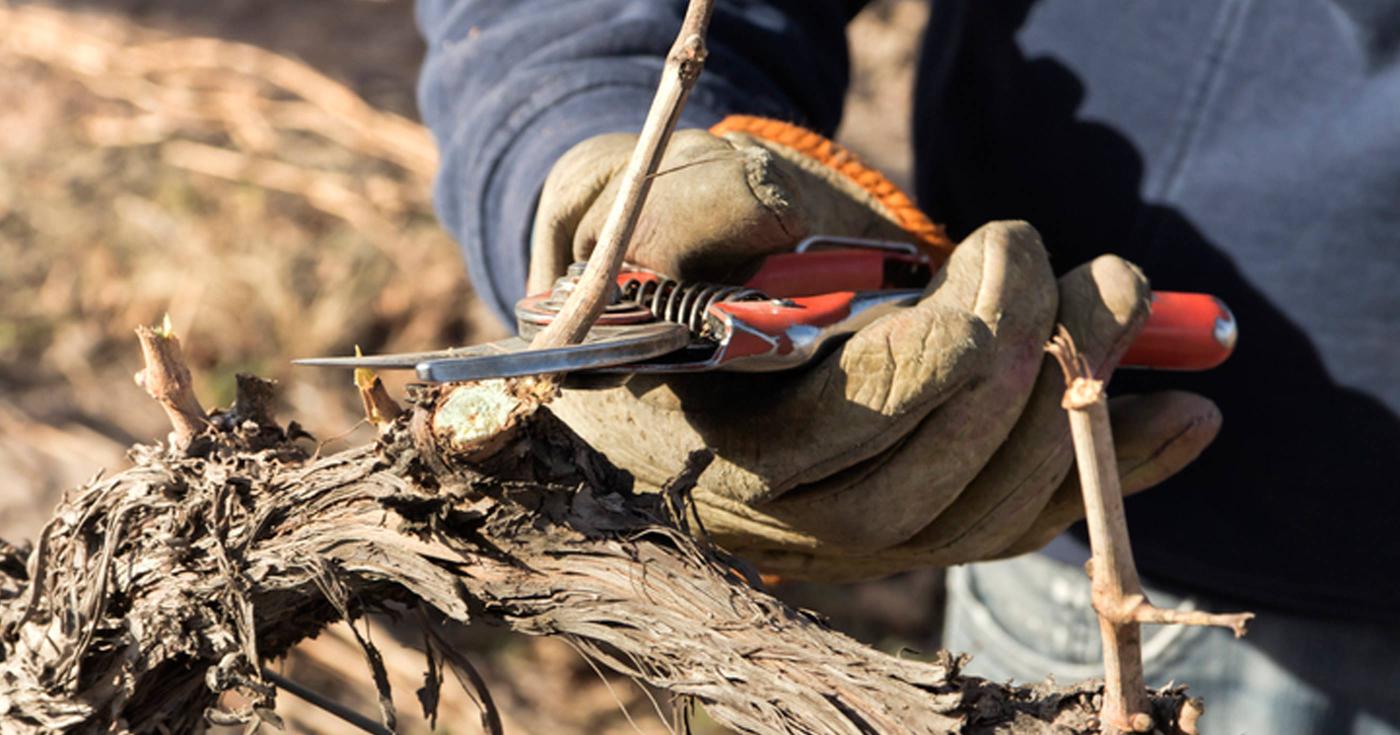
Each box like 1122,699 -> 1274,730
133,316 -> 208,451
1129,600 -> 1254,639
529,0 -> 715,349
1047,325 -> 1254,734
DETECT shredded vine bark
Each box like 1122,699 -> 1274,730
0,364 -> 1199,734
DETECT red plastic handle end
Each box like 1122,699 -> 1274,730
1121,291 -> 1237,371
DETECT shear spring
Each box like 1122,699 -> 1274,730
618,276 -> 766,335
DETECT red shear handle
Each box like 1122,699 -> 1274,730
744,250 -> 894,295
742,248 -> 930,296
709,289 -> 1236,372
739,249 -> 1237,371
1121,291 -> 1237,371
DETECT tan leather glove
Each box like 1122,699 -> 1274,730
529,116 -> 1221,581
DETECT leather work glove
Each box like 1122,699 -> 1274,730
529,116 -> 1222,581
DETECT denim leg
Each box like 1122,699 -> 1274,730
944,551 -> 1400,735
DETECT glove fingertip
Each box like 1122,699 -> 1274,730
989,390 -> 1220,559
1056,254 -> 1152,376
1111,391 -> 1222,493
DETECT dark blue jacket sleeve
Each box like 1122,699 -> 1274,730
416,0 -> 868,324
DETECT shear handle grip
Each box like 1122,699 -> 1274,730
1121,291 -> 1236,371
711,289 -> 1236,372
742,249 -> 928,296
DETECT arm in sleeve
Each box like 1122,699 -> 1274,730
416,0 -> 868,324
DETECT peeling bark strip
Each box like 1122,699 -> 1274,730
0,336 -> 1202,734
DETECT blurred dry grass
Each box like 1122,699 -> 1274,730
0,1 -> 938,732
0,1 -> 503,543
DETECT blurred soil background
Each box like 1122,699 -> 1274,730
0,0 -> 940,732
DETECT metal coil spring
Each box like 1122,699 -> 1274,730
618,275 -> 766,334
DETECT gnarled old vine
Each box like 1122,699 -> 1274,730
0,325 -> 1207,734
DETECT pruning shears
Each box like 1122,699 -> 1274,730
296,236 -> 1236,381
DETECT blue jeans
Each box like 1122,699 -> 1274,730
944,542 -> 1400,734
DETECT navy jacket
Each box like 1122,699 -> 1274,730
417,0 -> 1400,621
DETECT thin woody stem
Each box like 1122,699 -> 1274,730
1128,600 -> 1253,639
134,317 -> 208,451
1047,325 -> 1253,734
529,0 -> 715,349
1048,326 -> 1151,733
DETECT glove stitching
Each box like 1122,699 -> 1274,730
736,143 -> 799,242
877,330 -> 900,416
1120,411 -> 1211,489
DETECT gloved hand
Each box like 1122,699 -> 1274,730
529,117 -> 1221,580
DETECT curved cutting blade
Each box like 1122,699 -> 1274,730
293,323 -> 690,383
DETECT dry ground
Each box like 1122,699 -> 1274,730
0,1 -> 940,732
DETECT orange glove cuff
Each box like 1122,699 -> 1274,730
710,114 -> 953,260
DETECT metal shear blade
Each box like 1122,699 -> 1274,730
294,322 -> 690,382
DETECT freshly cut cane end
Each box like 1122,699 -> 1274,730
1061,376 -> 1104,410
434,379 -> 519,449
431,376 -> 557,458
